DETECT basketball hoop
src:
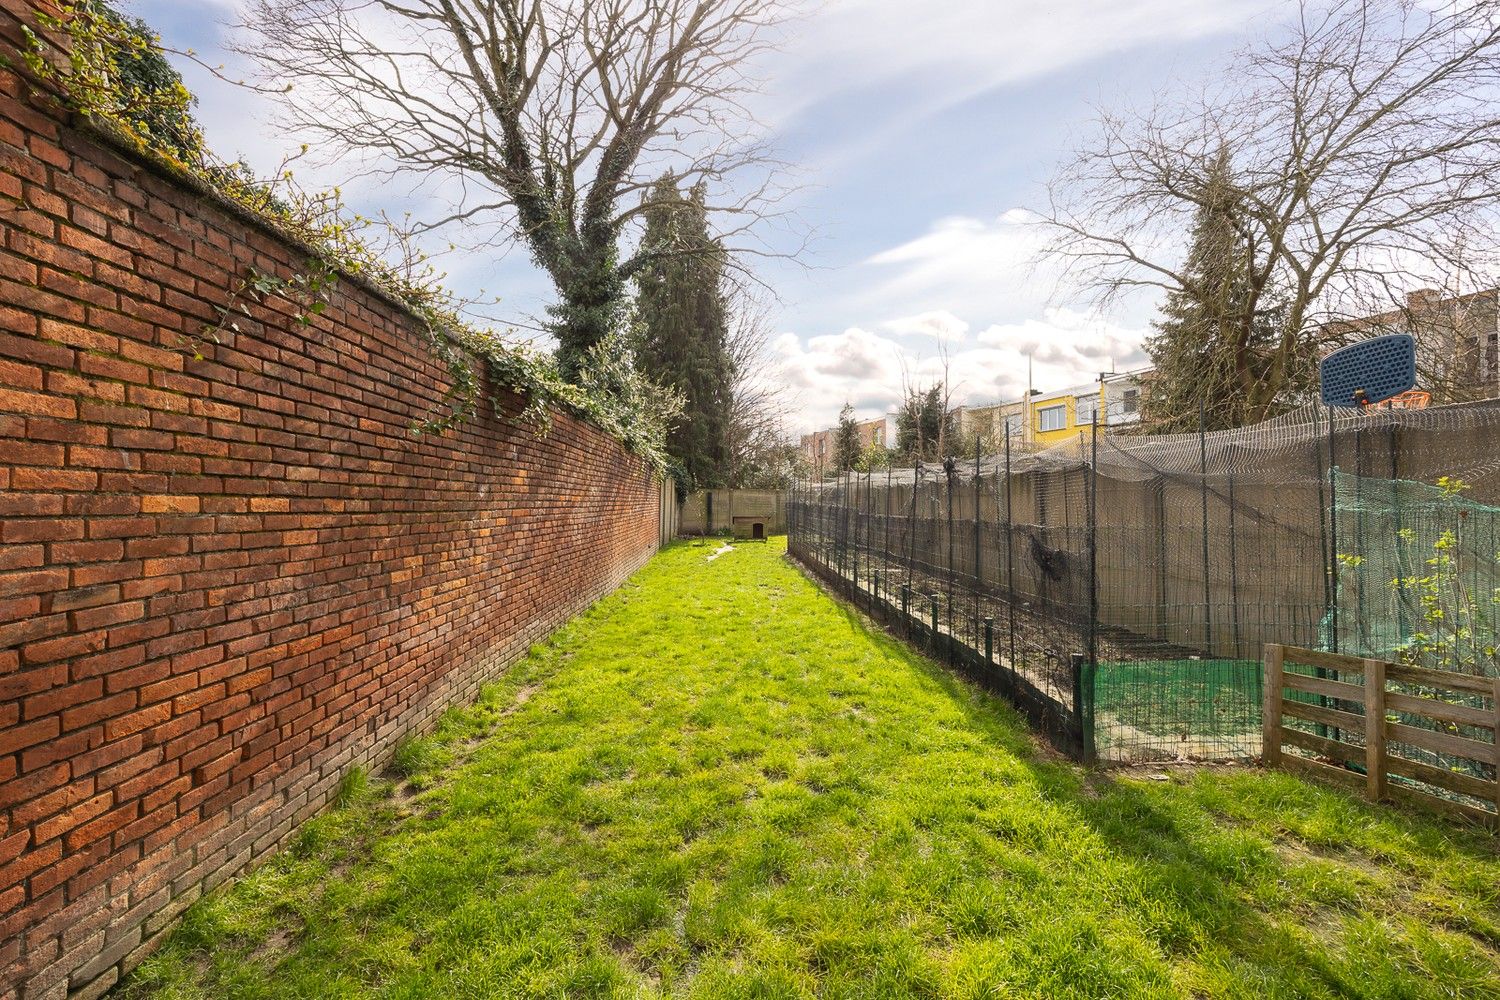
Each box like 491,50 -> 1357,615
1320,334 -> 1417,408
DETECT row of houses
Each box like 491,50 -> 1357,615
950,369 -> 1146,452
799,285 -> 1500,469
798,415 -> 892,471
797,369 -> 1148,469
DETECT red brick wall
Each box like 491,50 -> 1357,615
0,6 -> 662,996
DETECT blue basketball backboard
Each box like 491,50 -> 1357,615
1319,334 -> 1417,408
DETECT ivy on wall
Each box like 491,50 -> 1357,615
15,1 -> 681,470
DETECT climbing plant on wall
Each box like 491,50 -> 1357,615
16,1 -> 682,470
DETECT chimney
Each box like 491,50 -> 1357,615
1405,288 -> 1442,313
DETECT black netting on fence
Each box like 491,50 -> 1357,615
787,400 -> 1500,765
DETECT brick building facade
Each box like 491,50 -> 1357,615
1324,288 -> 1500,403
799,416 -> 890,472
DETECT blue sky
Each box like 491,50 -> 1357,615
136,0 -> 1274,433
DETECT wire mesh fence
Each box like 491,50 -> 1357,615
788,400 -> 1500,769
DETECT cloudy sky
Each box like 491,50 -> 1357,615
136,0 -> 1275,434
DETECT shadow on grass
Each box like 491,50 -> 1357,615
806,551 -> 1500,994
122,541 -> 1499,999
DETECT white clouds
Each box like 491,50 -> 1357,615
975,307 -> 1148,371
861,210 -> 1049,317
776,327 -> 903,393
753,0 -> 1267,433
880,310 -> 969,343
774,306 -> 1150,435
138,0 -> 1233,438
761,0 -> 1268,141
775,204 -> 1159,433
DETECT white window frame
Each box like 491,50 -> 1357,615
1076,396 -> 1100,427
1037,404 -> 1067,433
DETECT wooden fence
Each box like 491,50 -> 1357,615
1263,644 -> 1500,825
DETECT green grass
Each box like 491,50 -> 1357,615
122,538 -> 1500,999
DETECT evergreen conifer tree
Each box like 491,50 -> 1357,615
895,384 -> 948,461
633,174 -> 734,489
833,403 -> 861,471
1143,150 -> 1302,431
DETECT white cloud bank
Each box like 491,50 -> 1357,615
773,306 -> 1149,435
880,310 -> 970,343
772,204 -> 1154,435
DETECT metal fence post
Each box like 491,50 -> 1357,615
944,457 -> 955,662
1004,425 -> 1016,679
1070,653 -> 1096,764
1198,401 -> 1212,654
864,470 -> 876,611
842,469 -> 852,580
1328,404 -> 1339,653
1088,412 -> 1099,671
907,463 -> 920,585
1325,407 -> 1339,740
973,438 -> 982,652
1389,416 -> 1409,647
884,465 -> 893,608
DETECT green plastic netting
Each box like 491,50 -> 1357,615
1330,470 -> 1500,675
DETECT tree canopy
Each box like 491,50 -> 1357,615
633,175 -> 734,490
241,0 -> 790,376
833,403 -> 862,472
1142,151 -> 1304,432
895,384 -> 948,462
1043,0 -> 1500,422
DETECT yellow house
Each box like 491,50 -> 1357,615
954,370 -> 1147,452
1024,382 -> 1100,447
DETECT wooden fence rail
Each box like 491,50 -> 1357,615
1263,644 -> 1500,826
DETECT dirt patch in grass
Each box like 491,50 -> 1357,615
503,682 -> 539,715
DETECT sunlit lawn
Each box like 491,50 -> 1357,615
123,538 -> 1500,999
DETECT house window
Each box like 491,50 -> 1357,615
1123,388 -> 1140,414
1037,404 -> 1067,432
1004,413 -> 1024,437
1076,397 -> 1099,426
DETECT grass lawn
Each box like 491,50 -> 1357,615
123,538 -> 1500,999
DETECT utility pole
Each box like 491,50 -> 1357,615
1026,354 -> 1034,450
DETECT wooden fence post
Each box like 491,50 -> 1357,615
1262,644 -> 1283,766
1493,678 -> 1500,818
1363,658 -> 1386,802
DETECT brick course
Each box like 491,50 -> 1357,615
0,4 -> 662,995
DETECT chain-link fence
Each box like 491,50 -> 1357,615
788,400 -> 1500,765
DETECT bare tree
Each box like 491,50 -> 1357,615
239,0 -> 794,372
1041,0 -> 1500,420
722,289 -> 798,487
934,334 -> 954,457
894,356 -> 952,463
